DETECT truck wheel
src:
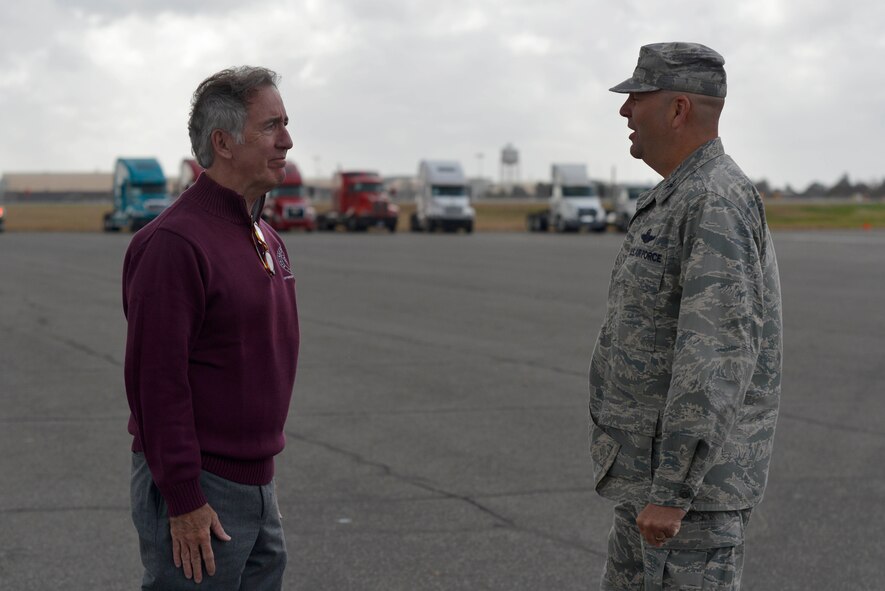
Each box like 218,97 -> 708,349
387,220 -> 397,233
465,221 -> 474,234
103,212 -> 119,232
409,213 -> 421,232
428,220 -> 437,233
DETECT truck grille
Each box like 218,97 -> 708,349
372,202 -> 388,214
284,206 -> 304,219
577,208 -> 596,219
444,206 -> 463,215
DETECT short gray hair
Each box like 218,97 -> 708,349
188,66 -> 281,168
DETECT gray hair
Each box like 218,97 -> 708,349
188,66 -> 281,168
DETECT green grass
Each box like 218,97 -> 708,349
4,200 -> 883,232
764,201 -> 885,229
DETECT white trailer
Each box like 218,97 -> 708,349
410,160 -> 475,233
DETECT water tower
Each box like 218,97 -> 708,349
499,143 -> 520,185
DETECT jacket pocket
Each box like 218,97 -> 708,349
597,402 -> 659,481
646,510 -> 747,590
589,424 -> 619,488
615,249 -> 666,352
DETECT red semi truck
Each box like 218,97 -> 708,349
262,161 -> 316,232
317,170 -> 398,232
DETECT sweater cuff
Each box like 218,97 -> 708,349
162,478 -> 207,517
648,478 -> 695,510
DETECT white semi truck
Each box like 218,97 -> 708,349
526,164 -> 606,233
410,160 -> 475,233
608,183 -> 653,232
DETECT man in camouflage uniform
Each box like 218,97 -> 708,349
588,43 -> 782,590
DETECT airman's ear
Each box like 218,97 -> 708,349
211,129 -> 233,161
670,95 -> 692,129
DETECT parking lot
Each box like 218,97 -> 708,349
1,229 -> 884,590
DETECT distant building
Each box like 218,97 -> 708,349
0,172 -> 112,202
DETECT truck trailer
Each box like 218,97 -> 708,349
317,170 -> 398,232
103,158 -> 172,232
262,161 -> 316,232
410,160 -> 475,233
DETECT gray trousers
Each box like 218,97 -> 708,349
130,453 -> 287,590
601,501 -> 750,591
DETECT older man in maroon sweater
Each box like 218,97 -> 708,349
123,66 -> 298,589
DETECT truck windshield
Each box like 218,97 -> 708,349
431,186 -> 467,197
270,185 -> 305,198
562,186 -> 597,197
350,182 -> 383,193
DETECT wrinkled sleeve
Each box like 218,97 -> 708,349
649,195 -> 764,509
123,229 -> 207,516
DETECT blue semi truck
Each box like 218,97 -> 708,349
103,158 -> 172,232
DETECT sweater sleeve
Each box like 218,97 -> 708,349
123,229 -> 208,516
648,194 -> 765,509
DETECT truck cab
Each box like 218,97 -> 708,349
103,158 -> 172,232
609,184 -> 652,232
411,160 -> 475,233
318,170 -> 398,232
549,164 -> 606,232
176,158 -> 204,196
262,161 -> 316,232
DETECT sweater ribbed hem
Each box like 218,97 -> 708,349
201,452 -> 275,487
164,478 -> 208,517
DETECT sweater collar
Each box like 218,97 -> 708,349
182,172 -> 262,226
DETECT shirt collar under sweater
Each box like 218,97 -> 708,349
183,172 -> 266,226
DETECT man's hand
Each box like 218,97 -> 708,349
170,503 -> 231,583
636,503 -> 686,547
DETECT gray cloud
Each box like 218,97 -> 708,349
0,0 -> 879,189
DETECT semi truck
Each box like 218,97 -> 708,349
410,160 -> 475,233
103,158 -> 172,232
526,164 -> 606,233
262,161 -> 316,232
608,183 -> 652,232
317,170 -> 398,232
176,158 -> 203,196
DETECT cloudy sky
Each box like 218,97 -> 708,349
1,0 -> 881,189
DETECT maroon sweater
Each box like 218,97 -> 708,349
123,173 -> 299,516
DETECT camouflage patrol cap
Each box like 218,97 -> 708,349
610,42 -> 727,98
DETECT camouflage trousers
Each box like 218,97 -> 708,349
601,501 -> 751,590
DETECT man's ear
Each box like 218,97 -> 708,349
670,95 -> 692,129
211,129 -> 234,161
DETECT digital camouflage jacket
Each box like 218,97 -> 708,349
588,138 -> 782,511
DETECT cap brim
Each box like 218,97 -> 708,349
609,77 -> 660,94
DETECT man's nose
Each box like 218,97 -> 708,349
619,97 -> 631,118
279,127 -> 294,150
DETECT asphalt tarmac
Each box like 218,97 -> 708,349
1,229 -> 883,590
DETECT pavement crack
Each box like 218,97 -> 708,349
301,317 -> 585,378
286,430 -> 603,557
779,411 -> 885,439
